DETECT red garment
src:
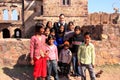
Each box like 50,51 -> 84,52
30,35 -> 47,78
33,57 -> 47,77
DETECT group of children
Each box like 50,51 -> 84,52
30,14 -> 100,80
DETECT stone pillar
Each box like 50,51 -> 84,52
0,31 -> 3,38
9,26 -> 15,38
9,9 -> 11,20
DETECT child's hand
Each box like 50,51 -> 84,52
92,64 -> 95,68
78,62 -> 81,66
45,50 -> 49,56
30,59 -> 34,65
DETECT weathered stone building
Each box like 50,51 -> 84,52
24,0 -> 88,37
0,0 -> 22,38
0,0 -> 88,38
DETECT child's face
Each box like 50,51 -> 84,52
74,29 -> 81,35
59,26 -> 64,32
39,27 -> 45,34
48,39 -> 54,45
50,32 -> 55,36
45,28 -> 50,36
84,35 -> 91,44
69,23 -> 74,31
48,22 -> 52,28
64,46 -> 69,50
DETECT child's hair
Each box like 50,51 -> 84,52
64,41 -> 70,47
67,21 -> 74,30
45,27 -> 50,31
68,21 -> 74,26
46,35 -> 55,45
59,25 -> 65,32
84,32 -> 91,37
50,28 -> 56,33
46,21 -> 52,27
74,26 -> 81,31
35,23 -> 44,33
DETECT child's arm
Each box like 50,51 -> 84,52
59,50 -> 62,62
91,45 -> 95,67
67,51 -> 72,64
55,46 -> 59,62
77,45 -> 82,65
30,37 -> 35,65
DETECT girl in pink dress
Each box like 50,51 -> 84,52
30,23 -> 47,80
46,35 -> 59,80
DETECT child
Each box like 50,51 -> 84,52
30,23 -> 47,80
70,26 -> 84,76
77,32 -> 96,80
64,21 -> 75,41
46,21 -> 53,29
56,25 -> 65,54
59,41 -> 72,78
46,35 -> 59,80
50,29 -> 57,46
44,27 -> 50,38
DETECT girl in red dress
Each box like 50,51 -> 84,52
30,23 -> 47,80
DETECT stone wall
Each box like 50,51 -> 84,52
88,12 -> 120,25
0,39 -> 30,66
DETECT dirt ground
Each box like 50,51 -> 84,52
0,64 -> 120,80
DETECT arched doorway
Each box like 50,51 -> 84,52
14,28 -> 21,38
2,28 -> 10,38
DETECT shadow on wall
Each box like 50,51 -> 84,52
14,53 -> 31,67
2,54 -> 35,80
81,25 -> 103,40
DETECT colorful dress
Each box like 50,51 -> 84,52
30,35 -> 47,78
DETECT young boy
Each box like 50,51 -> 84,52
70,26 -> 84,76
77,32 -> 96,80
59,41 -> 72,78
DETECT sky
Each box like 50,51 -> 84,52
88,0 -> 120,13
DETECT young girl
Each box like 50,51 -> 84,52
64,21 -> 75,41
46,21 -> 53,29
50,29 -> 57,46
56,25 -> 65,53
59,41 -> 72,78
30,23 -> 47,80
46,35 -> 59,80
44,27 -> 50,38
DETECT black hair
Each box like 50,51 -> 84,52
45,27 -> 50,31
74,26 -> 81,31
35,23 -> 44,33
68,21 -> 74,26
67,21 -> 74,30
84,32 -> 91,37
46,21 -> 52,27
58,24 -> 65,33
46,35 -> 55,45
50,28 -> 56,33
